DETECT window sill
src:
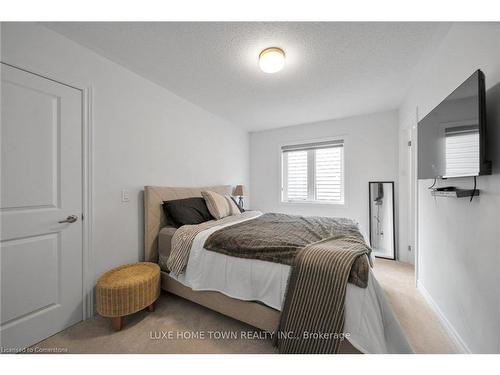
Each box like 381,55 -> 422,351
280,200 -> 346,207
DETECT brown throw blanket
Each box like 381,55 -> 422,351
275,235 -> 370,354
204,213 -> 371,288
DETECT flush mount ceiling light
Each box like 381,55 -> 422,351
259,47 -> 285,73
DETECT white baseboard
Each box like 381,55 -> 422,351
416,280 -> 471,353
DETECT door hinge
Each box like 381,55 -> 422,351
408,141 -> 412,147
408,245 -> 412,252
81,214 -> 84,221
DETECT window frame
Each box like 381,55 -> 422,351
279,136 -> 347,206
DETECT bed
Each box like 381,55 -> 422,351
144,185 -> 412,354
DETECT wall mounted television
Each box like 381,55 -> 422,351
418,70 -> 492,179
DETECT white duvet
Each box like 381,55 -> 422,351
169,212 -> 412,354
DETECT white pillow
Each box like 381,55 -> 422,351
201,191 -> 241,220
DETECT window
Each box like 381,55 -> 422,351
445,125 -> 480,177
281,139 -> 344,204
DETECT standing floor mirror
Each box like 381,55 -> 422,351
369,181 -> 396,260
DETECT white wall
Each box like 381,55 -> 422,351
1,23 -> 249,282
250,110 -> 399,244
399,22 -> 500,353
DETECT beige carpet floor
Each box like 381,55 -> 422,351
32,259 -> 458,354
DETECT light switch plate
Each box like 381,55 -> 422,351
121,189 -> 130,202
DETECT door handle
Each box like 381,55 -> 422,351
58,215 -> 78,224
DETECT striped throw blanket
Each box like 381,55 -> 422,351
275,234 -> 370,354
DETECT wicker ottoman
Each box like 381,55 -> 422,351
96,262 -> 160,331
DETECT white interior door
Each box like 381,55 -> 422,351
408,127 -> 416,265
1,64 -> 83,351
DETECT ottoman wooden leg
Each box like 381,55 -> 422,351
147,301 -> 155,312
111,316 -> 123,331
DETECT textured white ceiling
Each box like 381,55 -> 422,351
43,22 -> 451,131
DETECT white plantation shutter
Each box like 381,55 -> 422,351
282,139 -> 344,204
445,126 -> 479,177
315,147 -> 344,202
284,150 -> 308,201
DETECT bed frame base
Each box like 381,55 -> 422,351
161,272 -> 280,332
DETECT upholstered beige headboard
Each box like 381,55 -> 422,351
144,185 -> 232,262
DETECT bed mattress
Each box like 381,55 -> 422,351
160,213 -> 412,354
